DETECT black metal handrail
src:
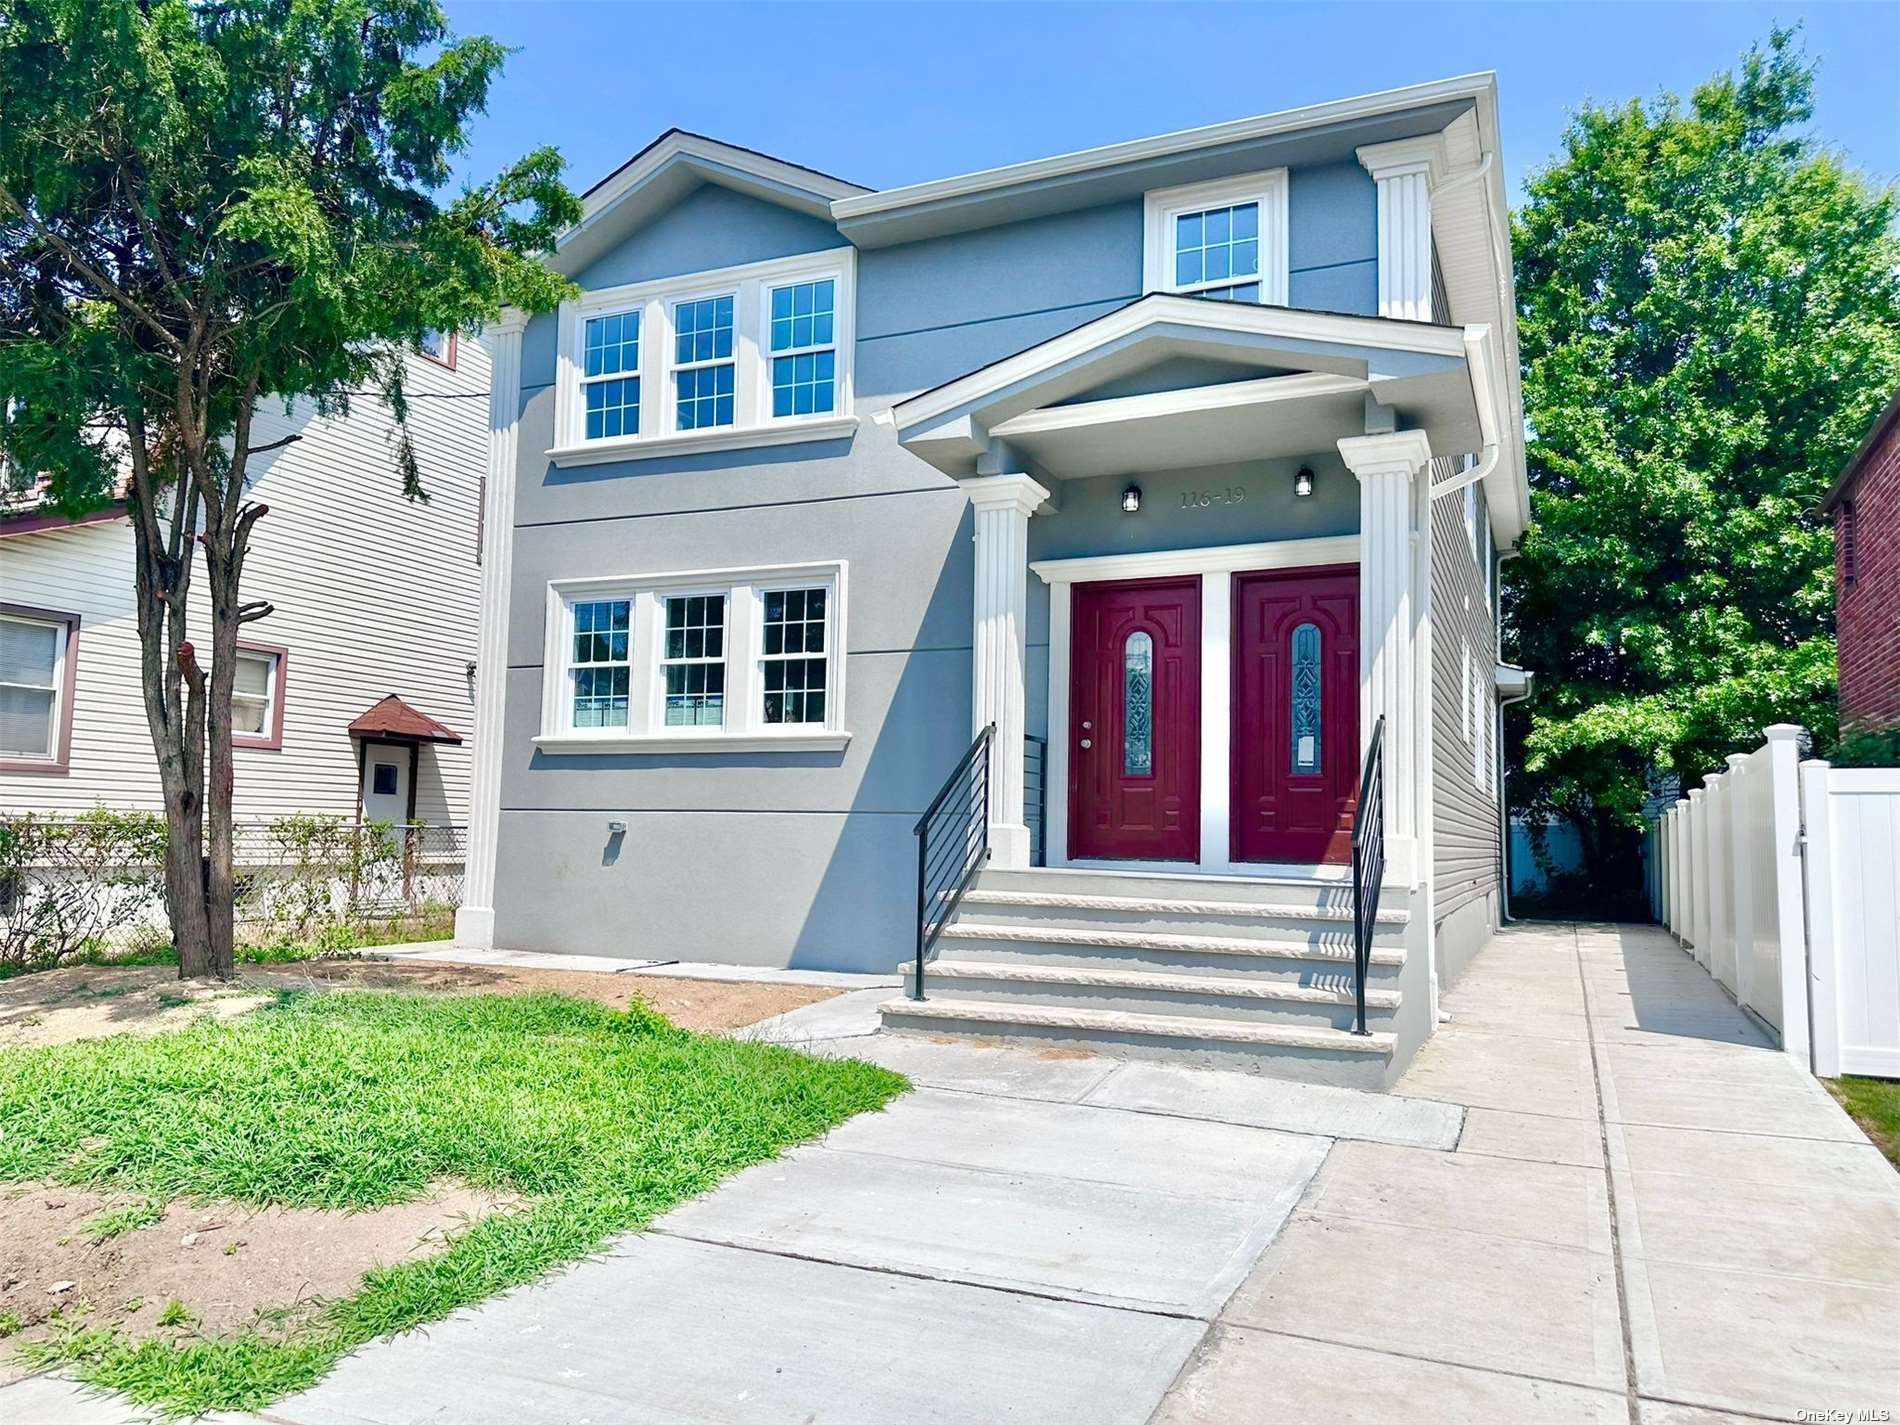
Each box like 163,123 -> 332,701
1349,715 -> 1386,1036
912,724 -> 994,1001
1024,734 -> 1048,868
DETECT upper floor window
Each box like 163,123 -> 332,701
0,608 -> 78,769
550,251 -> 856,465
1143,170 -> 1289,308
416,329 -> 456,368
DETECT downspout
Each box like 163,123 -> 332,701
1495,544 -> 1528,922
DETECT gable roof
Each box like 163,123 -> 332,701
551,130 -> 868,278
348,694 -> 463,744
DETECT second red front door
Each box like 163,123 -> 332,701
1231,566 -> 1360,863
1068,576 -> 1201,862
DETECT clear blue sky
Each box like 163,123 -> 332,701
441,2 -> 1899,204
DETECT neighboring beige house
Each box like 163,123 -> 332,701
0,338 -> 488,827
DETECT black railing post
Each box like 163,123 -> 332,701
912,724 -> 996,1005
1349,715 -> 1386,1038
912,816 -> 929,1001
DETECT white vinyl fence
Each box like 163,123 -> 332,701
1649,724 -> 1900,1079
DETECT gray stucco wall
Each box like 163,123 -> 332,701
493,159 -> 1385,970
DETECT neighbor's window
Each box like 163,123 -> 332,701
1145,170 -> 1288,307
0,611 -> 71,762
662,594 -> 727,726
570,599 -> 631,729
769,279 -> 837,417
761,587 -> 828,725
231,646 -> 285,745
541,564 -> 846,749
417,329 -> 456,367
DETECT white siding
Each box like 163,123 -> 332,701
0,343 -> 488,824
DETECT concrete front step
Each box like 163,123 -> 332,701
975,865 -> 1368,914
955,887 -> 1407,947
936,921 -> 1403,989
878,996 -> 1396,1086
905,959 -> 1399,1031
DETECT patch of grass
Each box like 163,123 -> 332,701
155,1301 -> 195,1329
0,1311 -> 22,1338
84,1199 -> 164,1242
0,917 -> 453,982
1827,1075 -> 1900,1169
0,989 -> 905,1415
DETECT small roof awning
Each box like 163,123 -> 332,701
892,294 -> 1498,485
348,694 -> 463,745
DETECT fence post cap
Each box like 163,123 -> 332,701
1761,724 -> 1807,741
1725,753 -> 1749,769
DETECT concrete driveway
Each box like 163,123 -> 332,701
10,922 -> 1895,1424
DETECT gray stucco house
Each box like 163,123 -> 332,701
456,74 -> 1528,1088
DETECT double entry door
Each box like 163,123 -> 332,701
1067,566 -> 1359,866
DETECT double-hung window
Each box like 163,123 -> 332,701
539,562 -> 847,752
0,609 -> 76,768
551,251 -> 855,465
231,644 -> 286,748
673,296 -> 735,430
582,311 -> 641,440
1143,170 -> 1289,308
768,280 -> 836,417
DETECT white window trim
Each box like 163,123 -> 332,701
1142,169 -> 1290,307
230,645 -> 285,747
549,250 -> 858,468
535,560 -> 850,754
0,610 -> 71,764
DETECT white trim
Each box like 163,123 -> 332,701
1356,133 -> 1452,188
538,559 -> 848,751
1031,534 -> 1358,586
895,296 -> 1463,435
533,730 -> 850,756
569,132 -> 864,242
0,609 -> 69,762
1038,538 -> 1364,878
832,73 -> 1497,220
989,372 -> 1366,440
551,249 -> 856,464
1142,168 -> 1289,307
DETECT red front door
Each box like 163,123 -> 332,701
1069,577 -> 1201,862
1232,566 -> 1359,863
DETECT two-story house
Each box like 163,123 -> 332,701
1,339 -> 487,831
457,75 -> 1527,1087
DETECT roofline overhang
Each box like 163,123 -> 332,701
1821,387 -> 1900,513
833,73 -> 1497,226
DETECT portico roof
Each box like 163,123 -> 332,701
892,295 -> 1501,497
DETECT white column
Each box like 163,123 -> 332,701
1198,569 -> 1232,869
964,473 -> 1050,868
1761,725 -> 1812,1068
1357,135 -> 1448,322
1338,429 -> 1432,887
454,310 -> 528,948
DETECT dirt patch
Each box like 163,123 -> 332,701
0,959 -> 841,1048
0,1181 -> 508,1382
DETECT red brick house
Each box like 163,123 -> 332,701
1823,389 -> 1900,732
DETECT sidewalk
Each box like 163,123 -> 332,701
9,923 -> 1894,1424
1157,921 -> 1900,1423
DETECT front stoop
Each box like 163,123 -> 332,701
881,866 -> 1415,1091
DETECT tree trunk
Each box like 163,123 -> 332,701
203,539 -> 240,980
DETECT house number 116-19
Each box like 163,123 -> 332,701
1181,486 -> 1246,509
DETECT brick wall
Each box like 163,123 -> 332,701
1837,413 -> 1900,730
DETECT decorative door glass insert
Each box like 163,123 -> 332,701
1290,622 -> 1321,774
1123,630 -> 1154,777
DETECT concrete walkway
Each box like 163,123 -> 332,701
10,923 -> 1895,1424
1157,921 -> 1900,1423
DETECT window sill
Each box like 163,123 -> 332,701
533,729 -> 851,756
547,415 -> 858,468
0,756 -> 68,775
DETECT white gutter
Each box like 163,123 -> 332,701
1427,323 -> 1503,502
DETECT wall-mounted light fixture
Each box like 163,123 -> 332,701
1120,483 -> 1143,514
1293,466 -> 1315,499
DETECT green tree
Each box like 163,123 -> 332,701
1506,29 -> 1900,902
0,0 -> 578,976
